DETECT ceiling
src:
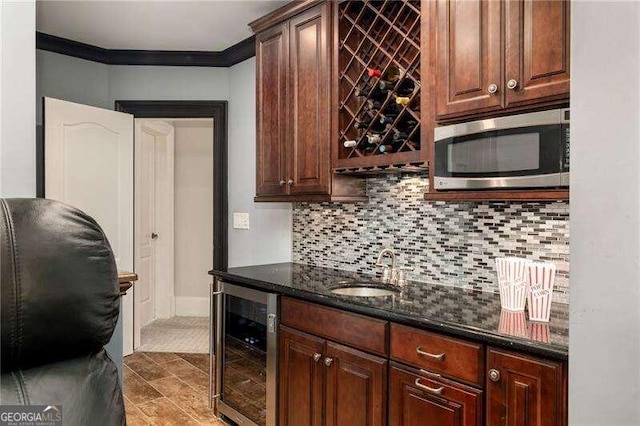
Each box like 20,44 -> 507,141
36,1 -> 288,52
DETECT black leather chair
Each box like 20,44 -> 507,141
0,198 -> 125,425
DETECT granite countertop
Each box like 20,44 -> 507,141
210,263 -> 568,360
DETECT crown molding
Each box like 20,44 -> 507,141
36,32 -> 255,67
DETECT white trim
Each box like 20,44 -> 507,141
175,296 -> 210,317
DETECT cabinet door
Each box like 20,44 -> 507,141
287,3 -> 330,195
436,0 -> 502,119
504,0 -> 570,108
256,22 -> 288,196
486,348 -> 566,426
325,342 -> 387,426
389,363 -> 483,426
278,326 -> 325,426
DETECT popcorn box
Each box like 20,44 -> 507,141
526,261 -> 556,322
495,257 -> 530,311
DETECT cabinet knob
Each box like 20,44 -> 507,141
287,179 -> 294,186
488,83 -> 498,94
507,79 -> 518,90
151,233 -> 158,239
324,357 -> 333,367
489,369 -> 501,382
313,353 -> 322,362
279,180 -> 286,186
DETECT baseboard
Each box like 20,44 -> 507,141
175,296 -> 209,317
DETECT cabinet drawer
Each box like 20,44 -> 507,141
389,362 -> 483,426
390,324 -> 484,386
281,297 -> 389,356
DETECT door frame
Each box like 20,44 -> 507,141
115,100 -> 229,273
134,119 -> 176,349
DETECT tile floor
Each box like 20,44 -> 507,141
124,352 -> 225,425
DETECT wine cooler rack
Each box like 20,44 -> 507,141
334,0 -> 426,174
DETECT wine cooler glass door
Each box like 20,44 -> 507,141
214,281 -> 278,426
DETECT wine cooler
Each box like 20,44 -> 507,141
334,0 -> 427,174
210,280 -> 278,426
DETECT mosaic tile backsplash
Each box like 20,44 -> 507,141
292,173 -> 570,304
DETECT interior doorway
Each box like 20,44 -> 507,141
133,118 -> 214,353
116,100 -> 228,356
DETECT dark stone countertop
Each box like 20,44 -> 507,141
209,263 -> 568,361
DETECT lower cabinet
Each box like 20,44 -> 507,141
279,325 -> 387,426
486,348 -> 567,426
278,297 -> 567,426
389,363 -> 483,426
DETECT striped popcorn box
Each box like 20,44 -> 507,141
495,257 -> 530,311
526,261 -> 556,322
498,309 -> 528,338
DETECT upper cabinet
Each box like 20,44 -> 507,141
504,0 -> 571,109
251,2 -> 366,202
435,0 -> 570,121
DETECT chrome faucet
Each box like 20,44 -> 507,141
375,248 -> 410,287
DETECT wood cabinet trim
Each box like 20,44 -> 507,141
249,0 -> 325,34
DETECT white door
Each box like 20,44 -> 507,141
44,97 -> 134,355
134,120 -> 175,349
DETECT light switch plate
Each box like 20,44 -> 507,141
233,212 -> 250,230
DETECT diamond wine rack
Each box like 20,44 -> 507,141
334,0 -> 427,175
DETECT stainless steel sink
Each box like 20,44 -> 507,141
330,282 -> 399,297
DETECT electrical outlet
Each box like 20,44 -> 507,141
233,212 -> 250,230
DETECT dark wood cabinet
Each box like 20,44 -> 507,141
504,0 -> 570,109
279,298 -> 387,426
252,2 -> 366,202
325,342 -> 387,426
435,0 -> 502,119
389,363 -> 483,426
435,0 -> 570,121
486,348 -> 567,426
279,326 -> 325,426
288,4 -> 330,195
255,22 -> 289,197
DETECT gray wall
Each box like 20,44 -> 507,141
1,1 -> 36,197
570,2 -> 640,425
227,57 -> 292,267
108,65 -> 229,104
36,50 -> 110,125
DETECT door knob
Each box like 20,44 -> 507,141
313,353 -> 322,362
507,79 -> 518,90
488,83 -> 498,94
324,357 -> 333,367
151,233 -> 158,239
488,369 -> 501,382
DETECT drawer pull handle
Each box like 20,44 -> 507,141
414,378 -> 444,395
416,346 -> 446,362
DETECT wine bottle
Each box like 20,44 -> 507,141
378,144 -> 394,153
366,100 -> 383,111
395,78 -> 415,96
392,129 -> 409,142
367,68 -> 382,78
343,139 -> 358,148
366,134 -> 382,145
395,96 -> 411,106
379,116 -> 395,125
355,120 -> 371,129
366,86 -> 389,103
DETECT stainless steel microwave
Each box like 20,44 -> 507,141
433,108 -> 569,190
